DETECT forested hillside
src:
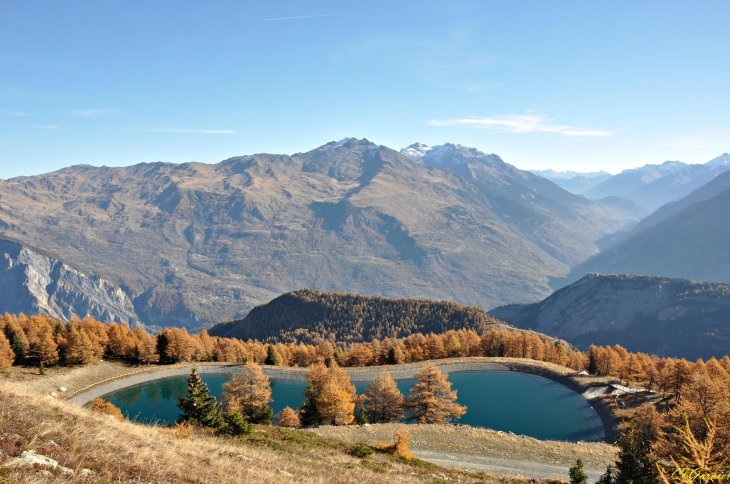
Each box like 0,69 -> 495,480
208,289 -> 510,344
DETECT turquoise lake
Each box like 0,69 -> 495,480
102,370 -> 604,442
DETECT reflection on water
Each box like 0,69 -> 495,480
103,370 -> 605,442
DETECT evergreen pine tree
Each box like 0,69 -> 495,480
615,425 -> 659,484
298,383 -> 322,426
387,347 -> 397,365
569,458 -> 588,484
244,404 -> 274,425
9,332 -> 26,363
220,409 -> 252,436
333,350 -> 342,367
596,464 -> 614,484
354,402 -> 369,425
156,332 -> 173,364
264,345 -> 279,365
177,368 -> 223,428
39,362 -> 45,375
588,348 -> 598,375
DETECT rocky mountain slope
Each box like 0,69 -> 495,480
0,139 -> 641,329
564,169 -> 730,286
489,273 -> 730,359
0,238 -> 140,326
583,154 -> 730,211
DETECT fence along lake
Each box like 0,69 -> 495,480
102,370 -> 605,442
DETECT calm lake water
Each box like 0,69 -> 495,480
102,370 -> 604,442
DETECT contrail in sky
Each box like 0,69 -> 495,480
262,13 -> 352,22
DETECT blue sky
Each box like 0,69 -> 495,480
1,0 -> 729,179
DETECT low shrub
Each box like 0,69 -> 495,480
350,440 -> 374,458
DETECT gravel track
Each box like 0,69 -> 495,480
411,450 -> 608,481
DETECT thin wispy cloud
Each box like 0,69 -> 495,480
429,114 -> 616,137
263,13 -> 352,22
2,110 -> 29,116
64,109 -> 114,118
147,128 -> 237,134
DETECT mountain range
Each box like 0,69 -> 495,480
0,139 -> 641,329
529,169 -> 612,194
582,154 -> 730,211
563,168 -> 730,286
489,273 -> 730,360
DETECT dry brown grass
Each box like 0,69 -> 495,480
313,423 -> 617,471
0,381 -> 535,484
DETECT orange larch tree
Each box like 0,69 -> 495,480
276,406 -> 301,427
363,370 -> 404,423
64,324 -> 97,364
221,362 -> 273,413
406,364 -> 466,424
0,332 -> 15,368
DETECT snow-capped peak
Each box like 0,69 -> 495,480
706,153 -> 730,167
399,143 -> 432,162
400,142 -> 489,166
321,137 -> 377,151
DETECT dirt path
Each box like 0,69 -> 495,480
412,450 -> 607,481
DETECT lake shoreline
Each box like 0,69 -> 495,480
64,357 -> 621,442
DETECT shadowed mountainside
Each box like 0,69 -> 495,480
490,273 -> 730,360
0,139 -> 641,329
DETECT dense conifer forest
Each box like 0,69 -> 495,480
208,289 -> 507,344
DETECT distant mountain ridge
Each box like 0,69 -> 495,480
489,273 -> 730,360
0,138 -> 642,329
528,169 -> 612,194
0,238 -> 141,326
583,154 -> 730,211
564,168 -> 730,286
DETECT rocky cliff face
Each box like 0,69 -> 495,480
0,239 -> 141,326
489,273 -> 730,359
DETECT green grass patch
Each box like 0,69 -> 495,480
361,459 -> 391,473
277,428 -> 340,450
392,455 -> 437,470
238,431 -> 288,452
